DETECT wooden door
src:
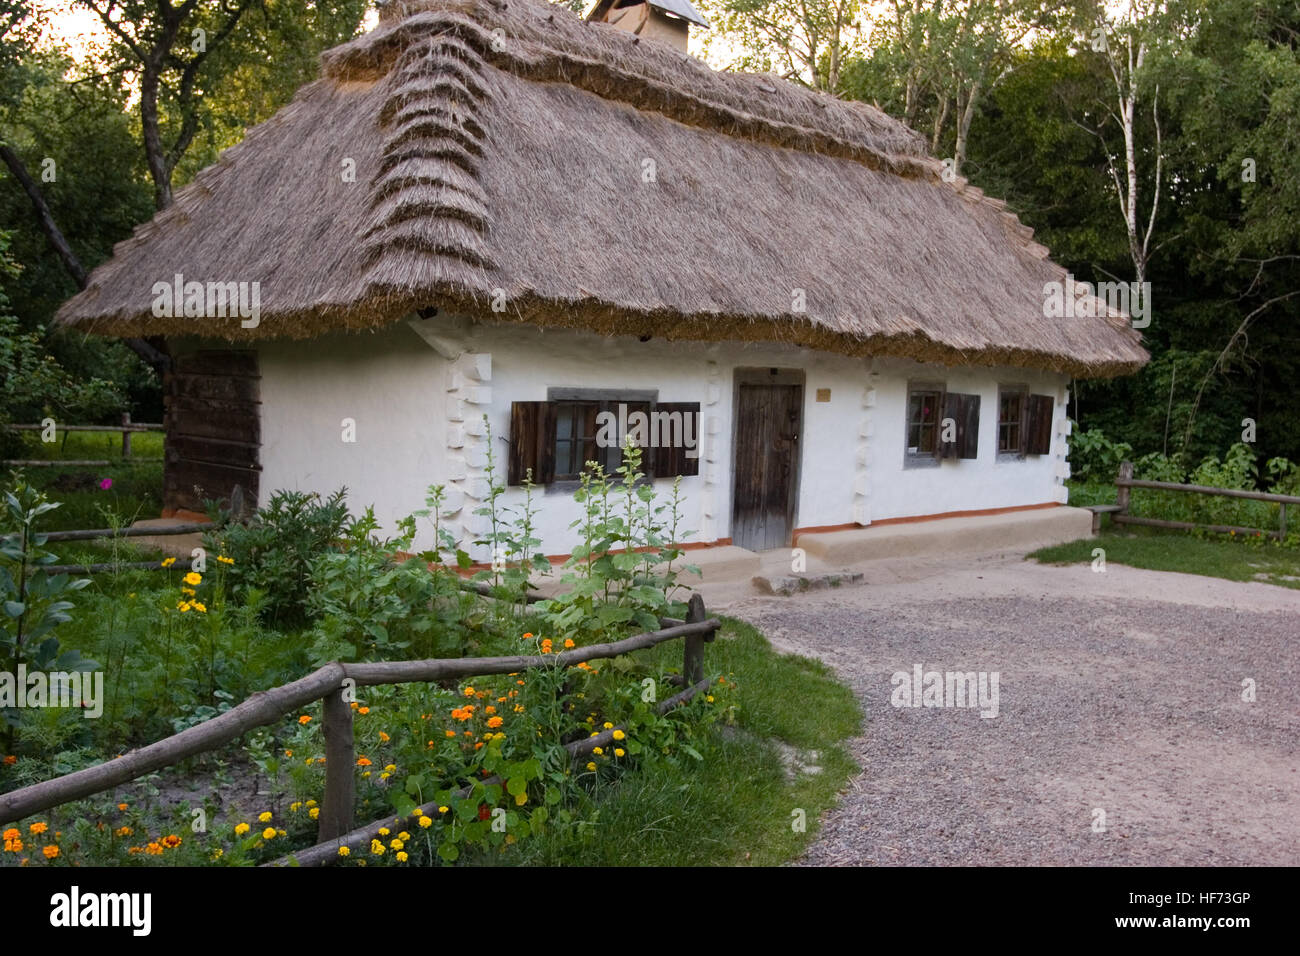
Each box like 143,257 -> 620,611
731,371 -> 803,551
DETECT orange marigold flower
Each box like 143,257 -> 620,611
379,731 -> 390,743
357,756 -> 372,767
358,707 -> 370,715
42,845 -> 59,859
161,834 -> 181,849
445,730 -> 456,738
564,639 -> 575,648
484,705 -> 496,715
298,715 -> 311,725
2,755 -> 16,765
474,741 -> 484,750
522,633 -> 533,640
487,716 -> 503,729
2,828 -> 18,841
29,822 -> 47,835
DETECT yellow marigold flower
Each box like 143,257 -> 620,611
337,846 -> 351,857
396,851 -> 408,862
309,807 -> 320,820
513,705 -> 524,713
706,695 -> 715,703
603,722 -> 613,729
217,555 -> 234,565
212,848 -> 224,860
384,764 -> 396,772
262,827 -> 276,840
29,822 -> 47,835
192,602 -> 207,613
258,811 -> 272,823
362,771 -> 371,778
379,731 -> 390,742
418,816 -> 433,829
593,747 -> 604,756
234,823 -> 250,836
160,557 -> 176,567
180,587 -> 195,596
43,845 -> 59,859
183,571 -> 201,586
298,714 -> 311,725
586,762 -> 597,772
370,839 -> 385,856
612,729 -> 625,741
177,601 -> 191,612
398,831 -> 410,841
305,799 -> 317,808
277,829 -> 286,838
377,828 -> 390,837
614,748 -> 625,757
115,826 -> 132,837
390,839 -> 404,851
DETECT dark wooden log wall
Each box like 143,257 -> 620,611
163,349 -> 261,516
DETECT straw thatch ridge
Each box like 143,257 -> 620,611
55,0 -> 1149,378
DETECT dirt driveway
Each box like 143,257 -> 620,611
723,554 -> 1300,866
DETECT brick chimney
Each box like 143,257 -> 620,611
586,0 -> 709,54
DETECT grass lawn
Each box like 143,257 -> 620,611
497,618 -> 862,866
6,430 -> 165,531
1030,526 -> 1300,589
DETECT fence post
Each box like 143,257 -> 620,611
683,593 -> 706,685
121,412 -> 132,461
1281,503 -> 1288,540
318,684 -> 355,843
1116,460 -> 1133,515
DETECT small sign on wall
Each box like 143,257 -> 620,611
815,388 -> 831,403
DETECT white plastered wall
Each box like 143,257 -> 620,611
253,318 -> 1071,555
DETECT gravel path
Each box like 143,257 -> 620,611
724,555 -> 1300,866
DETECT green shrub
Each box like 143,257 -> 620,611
202,488 -> 349,628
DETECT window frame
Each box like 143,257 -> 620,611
997,383 -> 1029,461
545,387 -> 658,491
903,380 -> 946,469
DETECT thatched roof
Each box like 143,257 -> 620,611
56,0 -> 1148,378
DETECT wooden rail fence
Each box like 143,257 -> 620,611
3,413 -> 164,466
1110,460 -> 1300,540
0,592 -> 721,868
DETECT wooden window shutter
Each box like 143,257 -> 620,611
508,401 -> 556,485
1025,394 -> 1055,456
651,402 -> 701,478
940,393 -> 980,460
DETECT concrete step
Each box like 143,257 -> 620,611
798,506 -> 1092,565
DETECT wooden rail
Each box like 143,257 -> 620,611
3,413 -> 163,465
1111,460 -> 1299,539
0,593 -> 721,856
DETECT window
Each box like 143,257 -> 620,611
906,385 -> 943,462
508,393 -> 701,486
998,387 -> 1055,458
998,387 -> 1026,455
552,398 -> 650,481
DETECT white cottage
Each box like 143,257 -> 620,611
56,0 -> 1148,559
